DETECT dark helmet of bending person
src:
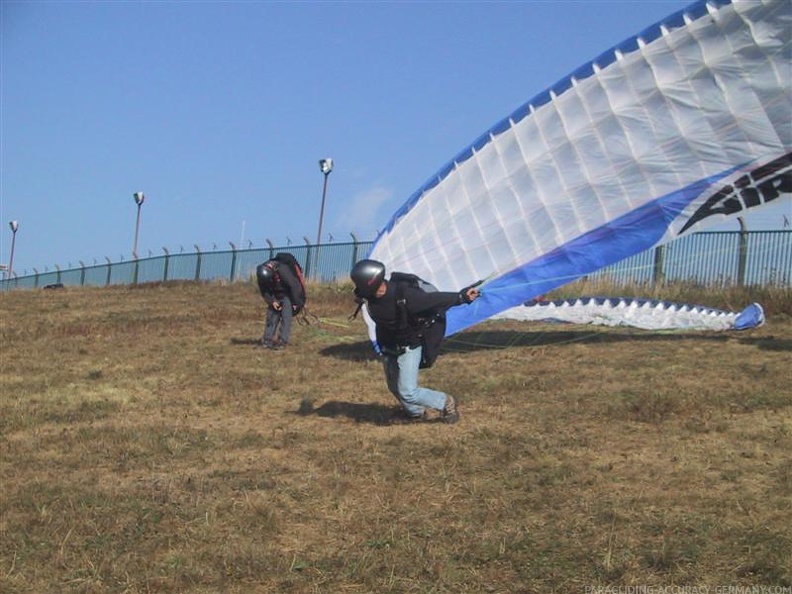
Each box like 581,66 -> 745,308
256,261 -> 276,284
350,259 -> 386,298
256,261 -> 277,296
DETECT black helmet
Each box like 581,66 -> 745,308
350,259 -> 386,298
257,261 -> 276,283
256,261 -> 277,295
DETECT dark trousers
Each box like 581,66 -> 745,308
263,296 -> 293,345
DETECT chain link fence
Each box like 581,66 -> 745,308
2,231 -> 790,291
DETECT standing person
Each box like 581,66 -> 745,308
350,259 -> 480,423
256,254 -> 306,350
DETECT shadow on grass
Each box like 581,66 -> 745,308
230,337 -> 262,346
319,327 -> 791,360
294,398 -> 439,426
319,340 -> 380,362
751,337 -> 792,352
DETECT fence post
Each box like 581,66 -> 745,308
652,245 -> 665,286
194,245 -> 202,281
737,217 -> 748,286
162,247 -> 170,282
55,265 -> 62,285
33,268 -> 40,288
79,261 -> 86,286
229,242 -> 237,282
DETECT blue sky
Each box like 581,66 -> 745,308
1,0 -> 788,275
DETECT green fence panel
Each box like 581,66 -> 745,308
3,232 -> 790,291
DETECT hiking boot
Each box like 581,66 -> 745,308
442,395 -> 459,424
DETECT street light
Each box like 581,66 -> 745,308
7,220 -> 19,278
316,159 -> 333,246
315,159 -> 333,279
132,192 -> 145,258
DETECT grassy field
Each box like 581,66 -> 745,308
1,280 -> 790,593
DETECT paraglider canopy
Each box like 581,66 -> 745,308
365,0 -> 791,337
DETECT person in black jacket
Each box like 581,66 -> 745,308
256,259 -> 305,350
351,259 -> 480,423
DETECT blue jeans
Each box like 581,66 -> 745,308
383,345 -> 448,417
263,296 -> 293,345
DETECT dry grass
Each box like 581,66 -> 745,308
1,280 -> 790,593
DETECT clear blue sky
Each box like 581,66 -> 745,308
1,0 -> 788,275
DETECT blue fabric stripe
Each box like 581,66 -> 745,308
444,167 -> 737,336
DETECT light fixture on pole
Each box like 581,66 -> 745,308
132,192 -> 145,258
316,159 -> 333,247
7,220 -> 19,278
314,158 -> 333,279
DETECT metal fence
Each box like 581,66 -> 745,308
2,231 -> 790,291
594,230 -> 791,287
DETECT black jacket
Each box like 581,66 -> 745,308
259,265 -> 306,312
366,281 -> 463,349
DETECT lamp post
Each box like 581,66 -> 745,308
316,159 -> 333,246
315,158 -> 333,279
132,192 -> 145,258
7,220 -> 19,278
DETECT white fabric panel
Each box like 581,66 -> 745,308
495,298 -> 764,331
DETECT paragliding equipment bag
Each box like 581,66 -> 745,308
390,272 -> 447,369
256,252 -> 307,313
273,252 -> 307,310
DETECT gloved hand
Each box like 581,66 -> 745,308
458,282 -> 482,304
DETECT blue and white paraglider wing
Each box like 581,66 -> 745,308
366,0 -> 791,337
495,298 -> 765,331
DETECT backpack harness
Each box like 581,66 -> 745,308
351,271 -> 447,369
